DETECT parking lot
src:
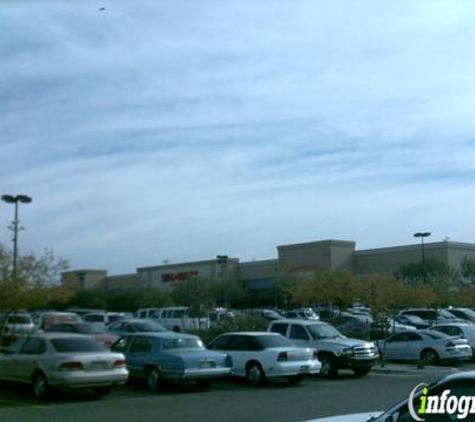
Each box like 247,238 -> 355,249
0,368 -> 454,422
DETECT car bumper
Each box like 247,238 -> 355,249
440,348 -> 473,362
162,367 -> 232,381
47,369 -> 129,389
337,356 -> 379,369
263,360 -> 321,378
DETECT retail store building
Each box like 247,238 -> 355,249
61,239 -> 475,292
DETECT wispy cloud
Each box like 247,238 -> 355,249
2,0 -> 475,273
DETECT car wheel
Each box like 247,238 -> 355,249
32,372 -> 49,399
352,367 -> 371,376
146,366 -> 162,390
93,386 -> 112,397
421,349 -> 439,366
320,355 -> 338,378
286,374 -> 304,384
246,362 -> 265,385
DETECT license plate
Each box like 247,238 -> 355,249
200,360 -> 215,368
300,365 -> 310,373
91,361 -> 107,370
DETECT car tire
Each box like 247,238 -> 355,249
32,372 -> 49,399
421,349 -> 439,366
320,355 -> 338,378
286,374 -> 304,384
352,367 -> 371,376
146,366 -> 162,390
93,386 -> 112,397
246,362 -> 266,386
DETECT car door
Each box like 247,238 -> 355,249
288,324 -> 311,348
15,337 -> 47,382
0,337 -> 26,380
125,336 -> 154,378
226,335 -> 253,377
384,333 -> 414,360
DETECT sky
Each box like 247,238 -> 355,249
2,0 -> 475,275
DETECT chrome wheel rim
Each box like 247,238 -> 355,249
147,369 -> 160,389
34,375 -> 47,398
247,365 -> 261,384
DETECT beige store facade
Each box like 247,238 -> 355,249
62,239 -> 475,292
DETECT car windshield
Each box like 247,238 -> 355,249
256,334 -> 295,348
404,315 -> 425,323
51,337 -> 106,352
307,324 -> 342,339
162,337 -> 203,349
85,314 -> 105,322
134,321 -> 167,332
440,310 -> 458,319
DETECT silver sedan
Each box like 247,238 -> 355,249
0,333 -> 128,398
377,329 -> 472,365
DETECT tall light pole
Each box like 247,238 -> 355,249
2,194 -> 32,281
414,232 -> 431,282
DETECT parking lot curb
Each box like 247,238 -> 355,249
372,365 -> 460,376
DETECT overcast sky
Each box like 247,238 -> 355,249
2,1 -> 475,275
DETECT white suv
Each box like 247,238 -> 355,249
268,319 -> 379,378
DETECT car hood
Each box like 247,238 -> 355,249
316,337 -> 372,348
305,411 -> 383,422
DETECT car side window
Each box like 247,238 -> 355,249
20,338 -> 46,355
111,336 -> 133,353
209,335 -> 230,350
228,335 -> 252,351
406,333 -> 422,341
130,337 -> 153,353
388,333 -> 408,342
270,323 -> 288,336
289,325 -> 310,340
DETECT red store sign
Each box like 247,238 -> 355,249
161,271 -> 199,282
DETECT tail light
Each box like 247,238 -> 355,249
59,361 -> 83,371
277,351 -> 288,362
114,359 -> 126,368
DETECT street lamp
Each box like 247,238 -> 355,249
413,232 -> 431,282
2,194 -> 32,280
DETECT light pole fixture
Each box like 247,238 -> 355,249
413,232 -> 431,282
2,194 -> 32,280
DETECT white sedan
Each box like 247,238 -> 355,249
208,331 -> 321,385
377,330 -> 472,365
0,333 -> 128,398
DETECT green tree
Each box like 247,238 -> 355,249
0,244 -> 69,312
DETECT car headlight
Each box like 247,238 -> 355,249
341,348 -> 355,357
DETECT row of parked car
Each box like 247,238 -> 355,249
2,305 -> 475,400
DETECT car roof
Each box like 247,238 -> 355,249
271,318 -> 326,325
122,332 -> 198,339
28,332 -> 93,340
219,331 -> 282,336
432,322 -> 474,327
442,370 -> 475,382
